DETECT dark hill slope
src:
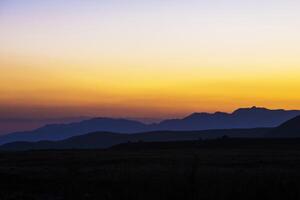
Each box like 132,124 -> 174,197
270,115 -> 300,137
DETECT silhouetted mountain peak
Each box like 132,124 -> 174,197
232,106 -> 269,114
184,111 -> 229,120
214,111 -> 228,115
184,112 -> 211,120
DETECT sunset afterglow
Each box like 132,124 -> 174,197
1,0 -> 300,120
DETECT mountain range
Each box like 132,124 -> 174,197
0,106 -> 299,145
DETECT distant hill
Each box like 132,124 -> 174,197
0,118 -> 147,145
156,106 -> 300,130
269,115 -> 300,137
0,106 -> 299,145
0,128 -> 271,151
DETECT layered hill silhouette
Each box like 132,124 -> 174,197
0,118 -> 147,145
269,115 -> 300,137
0,128 -> 270,151
0,106 -> 299,145
156,106 -> 300,130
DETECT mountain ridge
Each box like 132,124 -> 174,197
0,106 -> 299,145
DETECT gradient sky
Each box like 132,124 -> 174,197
1,0 -> 300,126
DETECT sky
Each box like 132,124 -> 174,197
0,0 -> 300,134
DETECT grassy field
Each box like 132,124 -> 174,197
0,139 -> 300,200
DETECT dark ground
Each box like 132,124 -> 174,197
1,138 -> 300,200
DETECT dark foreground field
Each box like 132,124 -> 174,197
1,139 -> 300,200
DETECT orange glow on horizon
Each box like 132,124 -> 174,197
1,0 -> 300,119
